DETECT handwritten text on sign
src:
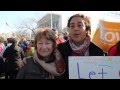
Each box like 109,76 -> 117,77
69,56 -> 120,79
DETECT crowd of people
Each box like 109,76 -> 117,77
0,13 -> 119,79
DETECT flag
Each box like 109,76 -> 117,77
6,22 -> 9,26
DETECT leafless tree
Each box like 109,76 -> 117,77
11,30 -> 30,40
14,16 -> 41,37
15,18 -> 38,35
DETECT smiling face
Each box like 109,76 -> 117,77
37,35 -> 53,57
34,28 -> 56,58
69,16 -> 87,44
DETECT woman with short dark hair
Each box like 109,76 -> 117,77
58,14 -> 105,79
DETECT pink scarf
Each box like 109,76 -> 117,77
69,36 -> 90,56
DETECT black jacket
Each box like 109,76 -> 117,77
3,45 -> 24,73
0,57 -> 4,74
57,40 -> 105,79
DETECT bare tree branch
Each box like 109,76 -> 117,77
14,17 -> 39,36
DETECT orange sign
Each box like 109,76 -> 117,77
92,20 -> 120,52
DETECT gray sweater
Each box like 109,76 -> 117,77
16,57 -> 51,79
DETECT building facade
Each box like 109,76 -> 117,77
37,13 -> 62,32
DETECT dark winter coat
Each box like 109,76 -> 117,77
16,57 -> 51,79
57,40 -> 105,79
3,45 -> 24,74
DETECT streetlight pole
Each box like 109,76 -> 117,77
51,12 -> 53,29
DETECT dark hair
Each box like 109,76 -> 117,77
52,29 -> 56,32
67,14 -> 91,33
9,38 -> 17,48
7,38 -> 13,43
67,14 -> 84,27
117,41 -> 120,53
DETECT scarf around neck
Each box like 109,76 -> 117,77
69,35 -> 90,56
33,49 -> 65,77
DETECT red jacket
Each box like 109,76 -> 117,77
56,38 -> 65,45
108,45 -> 120,56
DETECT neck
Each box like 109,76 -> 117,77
37,52 -> 51,62
74,40 -> 84,46
43,56 -> 50,61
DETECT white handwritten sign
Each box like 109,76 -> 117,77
69,56 -> 120,79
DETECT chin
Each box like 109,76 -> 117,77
41,55 -> 48,57
74,39 -> 81,42
41,54 -> 50,57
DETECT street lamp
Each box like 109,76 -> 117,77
51,12 -> 53,29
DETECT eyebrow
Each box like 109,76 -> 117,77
70,22 -> 83,25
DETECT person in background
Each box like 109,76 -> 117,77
108,40 -> 120,56
16,28 -> 65,79
0,36 -> 5,57
19,38 -> 29,55
0,36 -> 5,76
25,40 -> 35,57
3,38 -> 24,79
57,14 -> 105,79
56,33 -> 65,45
52,29 -> 65,44
63,31 -> 69,41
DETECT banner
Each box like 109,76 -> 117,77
92,20 -> 120,52
69,56 -> 120,79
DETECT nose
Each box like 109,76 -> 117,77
74,26 -> 79,31
42,43 -> 47,49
